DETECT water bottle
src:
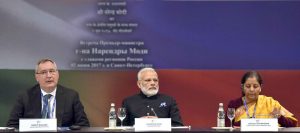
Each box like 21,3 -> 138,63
109,103 -> 116,128
217,103 -> 225,127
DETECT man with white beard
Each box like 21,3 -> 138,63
121,68 -> 183,126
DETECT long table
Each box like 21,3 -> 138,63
71,127 -> 300,132
2,127 -> 300,132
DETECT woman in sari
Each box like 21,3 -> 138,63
226,71 -> 297,127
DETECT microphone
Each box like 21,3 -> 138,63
151,108 -> 157,117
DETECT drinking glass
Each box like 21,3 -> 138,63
117,108 -> 126,127
227,108 -> 235,128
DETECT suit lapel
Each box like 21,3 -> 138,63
56,85 -> 65,127
31,85 -> 42,118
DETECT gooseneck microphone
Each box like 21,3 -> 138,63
151,108 -> 157,117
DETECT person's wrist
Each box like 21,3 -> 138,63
274,114 -> 281,118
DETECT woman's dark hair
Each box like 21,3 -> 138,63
241,71 -> 263,96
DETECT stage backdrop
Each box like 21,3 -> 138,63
0,0 -> 300,127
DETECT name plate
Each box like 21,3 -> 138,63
241,118 -> 278,131
19,118 -> 57,132
135,118 -> 171,131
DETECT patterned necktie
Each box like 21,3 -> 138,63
41,94 -> 52,118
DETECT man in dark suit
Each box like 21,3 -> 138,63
122,68 -> 183,126
7,58 -> 89,128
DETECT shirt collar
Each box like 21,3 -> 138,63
139,91 -> 159,99
40,87 -> 57,97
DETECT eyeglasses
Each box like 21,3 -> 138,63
142,78 -> 159,83
36,69 -> 57,76
244,84 -> 260,89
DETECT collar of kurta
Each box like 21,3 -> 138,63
139,91 -> 159,99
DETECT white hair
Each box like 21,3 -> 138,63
137,67 -> 157,80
